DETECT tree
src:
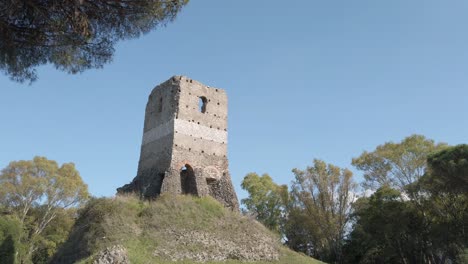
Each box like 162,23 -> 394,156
0,216 -> 21,264
241,173 -> 288,232
287,159 -> 357,263
0,156 -> 89,263
0,0 -> 189,83
425,144 -> 468,194
31,208 -> 76,264
352,135 -> 447,193
344,187 -> 425,264
344,185 -> 467,264
345,145 -> 468,264
413,144 -> 468,263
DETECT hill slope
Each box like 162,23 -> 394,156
52,195 -> 323,264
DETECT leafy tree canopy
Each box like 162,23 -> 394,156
288,159 -> 357,263
0,0 -> 189,83
241,173 -> 288,232
0,156 -> 89,262
352,134 -> 447,192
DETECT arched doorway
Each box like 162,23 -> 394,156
180,164 -> 198,195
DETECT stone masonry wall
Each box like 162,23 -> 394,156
118,76 -> 239,210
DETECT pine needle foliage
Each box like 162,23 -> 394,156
0,0 -> 189,83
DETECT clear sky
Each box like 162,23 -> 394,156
1,0 -> 467,199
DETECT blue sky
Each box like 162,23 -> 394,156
1,0 -> 467,199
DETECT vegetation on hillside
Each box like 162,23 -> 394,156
52,194 -> 323,264
241,135 -> 468,264
0,135 -> 466,263
241,160 -> 358,263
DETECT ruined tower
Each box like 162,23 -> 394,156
118,76 -> 239,210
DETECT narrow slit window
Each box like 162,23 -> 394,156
158,97 -> 163,113
199,96 -> 207,113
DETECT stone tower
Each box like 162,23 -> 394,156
118,76 -> 239,210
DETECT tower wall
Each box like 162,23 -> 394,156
118,76 -> 239,210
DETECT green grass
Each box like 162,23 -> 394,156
54,194 -> 323,264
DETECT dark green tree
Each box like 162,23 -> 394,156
0,0 -> 189,83
345,144 -> 468,264
416,144 -> 468,263
424,144 -> 468,194
344,187 -> 428,264
344,185 -> 467,264
0,216 -> 21,264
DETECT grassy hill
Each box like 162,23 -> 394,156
52,194 -> 323,264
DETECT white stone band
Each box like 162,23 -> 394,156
174,119 -> 227,144
142,119 -> 227,146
